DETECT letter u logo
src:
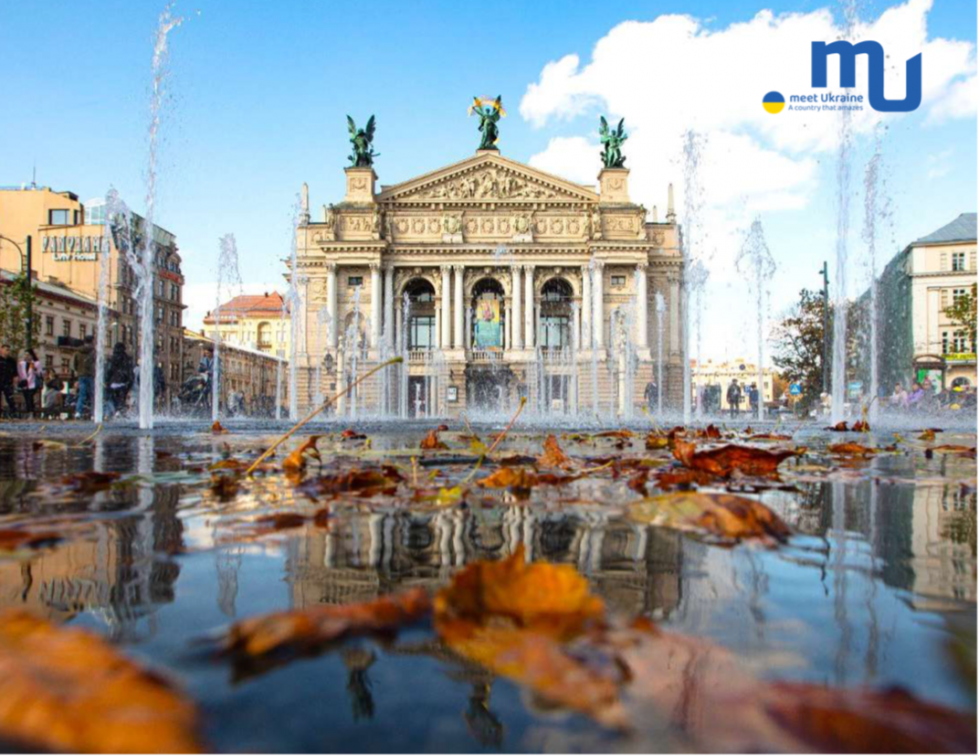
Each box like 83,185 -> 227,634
811,40 -> 922,112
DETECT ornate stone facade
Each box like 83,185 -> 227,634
293,148 -> 684,417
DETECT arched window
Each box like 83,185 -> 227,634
471,278 -> 505,349
540,278 -> 572,349
257,322 -> 272,350
404,279 -> 436,350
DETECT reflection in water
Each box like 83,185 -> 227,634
0,429 -> 972,751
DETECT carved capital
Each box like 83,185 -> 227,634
636,261 -> 648,272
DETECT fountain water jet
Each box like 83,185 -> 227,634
212,234 -> 242,422
680,129 -> 709,424
93,189 -> 121,424
862,126 -> 888,421
655,292 -> 666,417
736,218 -> 777,422
135,4 -> 182,430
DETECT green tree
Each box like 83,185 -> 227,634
0,274 -> 40,355
772,288 -> 826,409
944,283 -> 977,351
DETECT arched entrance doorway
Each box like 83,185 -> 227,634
467,277 -> 510,411
402,278 -> 437,417
470,277 -> 505,350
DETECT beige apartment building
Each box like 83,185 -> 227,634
202,291 -> 290,358
183,329 -> 287,416
691,358 -> 777,413
0,186 -> 186,404
875,213 -> 977,391
293,145 -> 684,418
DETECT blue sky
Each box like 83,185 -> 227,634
1,0 -> 975,359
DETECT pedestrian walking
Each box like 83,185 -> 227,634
17,349 -> 42,416
0,344 -> 18,417
106,342 -> 134,417
726,379 -> 742,419
73,336 -> 96,419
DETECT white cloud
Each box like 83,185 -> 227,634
520,0 -> 975,359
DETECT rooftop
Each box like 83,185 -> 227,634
203,292 -> 288,323
914,213 -> 977,245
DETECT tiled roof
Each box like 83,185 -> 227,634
203,291 -> 287,323
915,213 -> 977,245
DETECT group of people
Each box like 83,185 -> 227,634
888,378 -> 976,413
0,338 -> 144,420
724,379 -> 761,418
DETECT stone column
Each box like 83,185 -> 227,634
440,265 -> 452,349
524,264 -> 535,349
581,264 -> 591,349
668,271 -> 680,354
383,264 -> 394,349
593,260 -> 605,348
635,262 -> 648,349
394,294 -> 403,353
511,265 -> 523,349
326,263 -> 338,348
370,263 -> 382,348
504,301 -> 511,350
453,265 -> 464,349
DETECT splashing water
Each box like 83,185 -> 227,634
93,189 -> 120,424
136,4 -> 182,429
862,126 -> 888,421
736,218 -> 777,421
212,234 -> 242,421
655,292 -> 666,417
287,196 -> 304,421
681,129 -> 709,423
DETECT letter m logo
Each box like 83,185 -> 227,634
811,40 -> 922,112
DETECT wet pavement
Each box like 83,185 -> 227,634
0,418 -> 974,752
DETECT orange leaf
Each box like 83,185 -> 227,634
434,546 -> 604,639
211,420 -> 228,434
630,491 -> 791,544
851,420 -> 871,432
282,435 -> 321,473
748,433 -> 792,441
537,434 -> 573,469
0,610 -> 202,753
651,466 -> 718,490
918,429 -> 937,441
594,429 -> 633,439
645,433 -> 670,450
298,466 -> 403,498
420,429 -> 448,450
340,428 -> 367,440
699,424 -> 722,440
224,588 -> 432,659
827,421 -> 849,432
478,467 -> 538,489
828,442 -> 877,457
673,439 -> 801,477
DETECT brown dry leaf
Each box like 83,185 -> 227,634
930,444 -> 975,454
211,420 -> 228,434
478,467 -> 538,489
594,429 -> 633,439
828,442 -> 878,457
0,529 -> 63,553
851,420 -> 871,432
340,428 -> 367,440
629,491 -> 791,544
538,434 -> 574,469
61,471 -> 121,493
208,458 -> 244,472
828,421 -> 849,432
433,548 -> 624,727
298,466 -> 403,499
282,436 -> 321,473
762,682 -> 978,753
420,429 -> 448,450
673,439 -> 802,478
0,610 -> 202,753
749,433 -> 793,441
651,466 -> 718,490
918,429 -> 937,441
645,433 -> 670,450
223,587 -> 432,658
699,424 -> 722,440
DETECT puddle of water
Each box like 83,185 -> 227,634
0,424 -> 973,752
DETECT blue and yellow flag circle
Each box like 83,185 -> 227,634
763,91 -> 785,114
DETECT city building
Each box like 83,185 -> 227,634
202,291 -> 290,358
292,143 -> 684,418
0,186 -> 186,404
873,212 -> 977,391
690,358 -> 777,413
0,269 -> 118,380
182,329 -> 288,416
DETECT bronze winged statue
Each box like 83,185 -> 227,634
469,96 -> 505,151
347,115 -> 378,167
599,116 -> 627,168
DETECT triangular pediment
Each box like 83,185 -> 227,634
377,152 -> 599,204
